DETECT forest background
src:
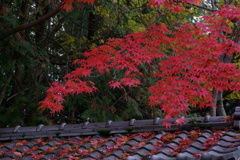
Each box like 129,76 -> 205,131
0,0 -> 239,127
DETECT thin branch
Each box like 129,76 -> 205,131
186,2 -> 217,11
0,4 -> 63,41
211,0 -> 215,9
109,91 -> 131,108
33,29 -> 65,50
6,85 -> 34,102
156,8 -> 173,29
174,0 -> 217,12
0,60 -> 16,106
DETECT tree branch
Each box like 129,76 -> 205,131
186,2 -> 217,11
0,60 -> 16,106
0,4 -> 63,41
210,0 -> 215,9
174,0 -> 217,12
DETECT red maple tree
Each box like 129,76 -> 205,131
40,0 -> 240,126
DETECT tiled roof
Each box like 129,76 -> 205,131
0,106 -> 240,160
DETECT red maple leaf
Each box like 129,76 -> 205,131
175,118 -> 185,125
162,121 -> 171,129
39,1 -> 240,125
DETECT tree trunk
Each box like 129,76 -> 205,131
0,60 -> 16,106
210,87 -> 218,116
217,91 -> 226,116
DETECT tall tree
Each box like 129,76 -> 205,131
40,0 -> 240,126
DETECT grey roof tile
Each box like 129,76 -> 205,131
142,155 -> 152,160
190,141 -> 206,150
196,137 -> 207,144
15,146 -> 31,152
1,107 -> 240,160
225,130 -> 240,137
18,156 -> 32,160
17,127 -> 37,133
159,147 -> 175,156
176,152 -> 197,160
95,147 -> 108,154
111,149 -> 124,157
135,148 -> 150,156
59,144 -> 71,149
126,154 -> 142,160
80,142 -> 91,149
49,148 -> 61,155
103,155 -> 119,160
201,149 -> 240,160
165,143 -> 178,150
141,143 -> 156,151
221,135 -> 240,142
41,154 -> 55,160
199,132 -> 212,138
171,138 -> 182,145
126,140 -> 140,146
154,133 -> 165,139
0,137 -> 10,141
184,146 -> 204,154
40,125 -> 61,131
210,145 -> 238,153
150,153 -> 176,160
131,136 -> 144,142
4,142 -> 16,150
0,158 -> 12,160
58,132 -> 81,137
0,147 -> 9,153
86,151 -> 102,159
80,157 -> 93,160
215,140 -> 234,148
37,145 -> 51,151
176,132 -> 188,139
119,144 -> 131,151
102,140 -> 115,147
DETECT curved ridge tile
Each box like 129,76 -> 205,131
190,142 -> 206,150
176,132 -> 188,139
159,147 -> 175,156
196,137 -> 207,144
184,146 -> 205,154
176,152 -> 198,160
13,125 -> 21,133
210,145 -> 238,154
214,140 -> 233,148
36,124 -> 44,132
221,135 -> 240,142
199,132 -> 211,139
201,149 -> 240,160
59,123 -> 66,130
224,131 -> 240,137
150,153 -> 176,160
141,143 -> 157,151
135,148 -> 150,156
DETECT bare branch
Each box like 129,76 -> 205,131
0,4 -> 62,41
186,2 -> 217,11
174,0 -> 217,12
211,0 -> 215,9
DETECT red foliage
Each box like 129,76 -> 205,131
61,0 -> 96,11
148,0 -> 201,12
203,130 -> 224,149
175,118 -> 185,125
31,153 -> 44,160
172,138 -> 194,155
40,1 -> 240,127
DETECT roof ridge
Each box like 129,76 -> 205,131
0,106 -> 239,141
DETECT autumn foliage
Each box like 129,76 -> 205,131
62,0 -> 96,11
40,0 -> 240,126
